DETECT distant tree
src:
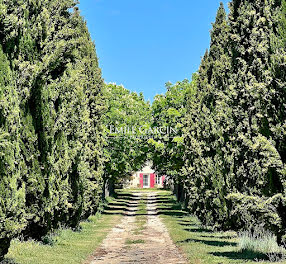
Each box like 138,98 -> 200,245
103,84 -> 151,193
149,74 -> 197,203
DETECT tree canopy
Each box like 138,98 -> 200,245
0,0 -> 285,260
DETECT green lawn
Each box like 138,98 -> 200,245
133,193 -> 147,235
5,189 -> 284,264
156,190 -> 285,264
124,187 -> 163,192
4,196 -> 127,264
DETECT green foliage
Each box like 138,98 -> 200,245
103,84 -> 151,185
0,0 -> 285,260
183,2 -> 231,228
160,0 -> 286,244
238,227 -> 286,261
0,45 -> 26,260
150,75 -> 197,181
0,0 -> 104,259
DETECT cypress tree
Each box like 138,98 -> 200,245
268,0 -> 286,244
181,0 -> 286,241
218,0 -> 286,242
65,10 -> 105,224
183,3 -> 231,228
0,0 -> 105,242
270,0 -> 286,167
0,46 -> 25,260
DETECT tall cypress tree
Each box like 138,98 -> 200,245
0,46 -> 25,260
0,0 -> 105,242
270,0 -> 286,167
64,9 -> 105,225
183,3 -> 231,228
220,0 -> 286,242
182,0 -> 286,241
268,0 -> 286,244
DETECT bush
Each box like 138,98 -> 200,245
41,232 -> 59,246
238,227 -> 286,261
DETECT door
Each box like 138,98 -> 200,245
143,174 -> 149,188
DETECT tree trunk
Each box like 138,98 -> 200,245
277,200 -> 286,246
102,178 -> 115,199
0,238 -> 10,261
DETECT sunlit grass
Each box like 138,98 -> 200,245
156,191 -> 285,264
123,187 -> 164,192
7,189 -> 284,264
125,239 -> 145,244
4,196 -> 127,264
133,194 -> 147,235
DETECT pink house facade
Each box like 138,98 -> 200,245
128,162 -> 165,188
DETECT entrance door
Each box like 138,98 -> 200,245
143,174 -> 149,188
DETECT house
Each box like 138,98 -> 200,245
128,162 -> 165,188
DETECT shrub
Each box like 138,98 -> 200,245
238,227 -> 286,261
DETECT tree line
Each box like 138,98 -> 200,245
0,0 -> 150,259
0,0 -> 107,258
0,0 -> 285,260
151,0 -> 286,245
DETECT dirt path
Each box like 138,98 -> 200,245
87,191 -> 186,264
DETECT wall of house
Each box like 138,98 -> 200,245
127,163 -> 166,188
128,163 -> 155,188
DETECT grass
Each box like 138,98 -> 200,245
4,196 -> 128,264
6,188 -> 284,264
238,229 -> 280,253
136,193 -> 147,215
124,187 -> 163,192
156,190 -> 286,264
135,194 -> 148,235
125,239 -> 145,245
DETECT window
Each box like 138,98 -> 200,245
143,174 -> 149,187
156,175 -> 161,185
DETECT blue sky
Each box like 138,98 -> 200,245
78,0 -> 230,102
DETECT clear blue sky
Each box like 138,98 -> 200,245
78,0 -> 229,102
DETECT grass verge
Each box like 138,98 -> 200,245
156,190 -> 285,264
133,194 -> 148,235
4,197 -> 125,264
133,193 -> 147,235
